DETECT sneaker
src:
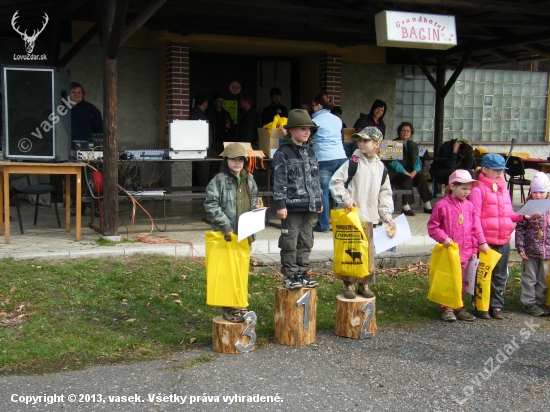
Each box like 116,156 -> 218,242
222,308 -> 245,323
442,309 -> 457,322
343,282 -> 356,299
455,309 -> 475,321
537,304 -> 550,315
474,310 -> 490,319
524,304 -> 544,317
283,276 -> 302,290
490,308 -> 504,320
357,283 -> 375,298
297,272 -> 319,288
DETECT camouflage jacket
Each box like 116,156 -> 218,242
272,137 -> 322,213
204,171 -> 258,235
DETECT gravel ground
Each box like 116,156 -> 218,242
1,310 -> 549,412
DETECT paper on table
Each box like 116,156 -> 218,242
238,208 -> 267,242
516,199 -> 550,215
372,213 -> 412,254
464,256 -> 479,295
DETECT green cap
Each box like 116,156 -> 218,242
284,109 -> 319,131
220,143 -> 248,159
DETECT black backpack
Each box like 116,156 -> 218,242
344,158 -> 388,189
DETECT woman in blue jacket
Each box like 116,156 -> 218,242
310,91 -> 347,232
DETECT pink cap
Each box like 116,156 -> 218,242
449,169 -> 478,186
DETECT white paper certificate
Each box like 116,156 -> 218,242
238,208 -> 268,242
516,199 -> 550,216
373,213 -> 413,254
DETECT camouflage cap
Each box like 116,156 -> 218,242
351,126 -> 383,142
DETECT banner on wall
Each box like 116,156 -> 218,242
375,11 -> 457,50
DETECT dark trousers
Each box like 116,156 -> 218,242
279,211 -> 318,277
489,243 -> 511,309
390,172 -> 432,205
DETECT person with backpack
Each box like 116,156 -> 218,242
329,127 -> 394,299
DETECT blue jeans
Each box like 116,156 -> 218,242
315,158 -> 348,232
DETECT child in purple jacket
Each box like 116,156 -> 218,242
428,170 -> 489,322
515,172 -> 550,317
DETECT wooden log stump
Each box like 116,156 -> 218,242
212,312 -> 257,354
274,286 -> 317,346
335,295 -> 377,339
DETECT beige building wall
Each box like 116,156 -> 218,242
341,62 -> 397,137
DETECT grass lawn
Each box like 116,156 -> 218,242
0,256 -> 524,374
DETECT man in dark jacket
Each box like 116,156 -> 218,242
237,95 -> 261,147
261,87 -> 288,127
69,82 -> 103,217
70,82 -> 103,142
190,93 -> 213,187
207,93 -> 233,155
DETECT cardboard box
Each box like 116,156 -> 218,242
343,128 -> 356,142
258,128 -> 285,158
222,142 -> 265,158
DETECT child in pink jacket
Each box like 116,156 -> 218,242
428,170 -> 489,322
469,153 -> 534,320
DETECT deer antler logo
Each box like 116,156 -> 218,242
12,10 -> 49,54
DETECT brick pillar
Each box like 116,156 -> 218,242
165,42 -> 191,188
166,42 -> 190,124
318,53 -> 342,105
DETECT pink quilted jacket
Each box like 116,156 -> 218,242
468,173 -> 522,246
427,194 -> 486,263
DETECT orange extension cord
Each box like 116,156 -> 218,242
79,159 -> 203,265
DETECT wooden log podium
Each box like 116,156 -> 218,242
274,286 -> 317,346
335,295 -> 377,339
212,312 -> 257,354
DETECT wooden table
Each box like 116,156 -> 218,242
521,158 -> 549,172
0,162 -> 85,243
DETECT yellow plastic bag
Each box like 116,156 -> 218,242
427,243 -> 463,309
205,231 -> 250,307
475,248 -> 502,312
331,208 -> 370,278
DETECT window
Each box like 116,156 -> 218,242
395,66 -> 548,142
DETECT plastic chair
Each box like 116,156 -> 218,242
505,156 -> 530,203
10,174 -> 61,234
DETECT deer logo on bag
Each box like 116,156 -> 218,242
344,247 -> 363,264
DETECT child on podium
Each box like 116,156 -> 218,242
330,127 -> 394,299
204,143 -> 259,322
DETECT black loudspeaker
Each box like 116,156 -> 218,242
2,65 -> 70,162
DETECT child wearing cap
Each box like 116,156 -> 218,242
469,153 -> 535,320
514,172 -> 550,317
272,109 -> 323,290
204,143 -> 259,322
427,170 -> 489,322
330,126 -> 394,299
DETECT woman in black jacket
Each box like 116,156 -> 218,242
429,139 -> 476,191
